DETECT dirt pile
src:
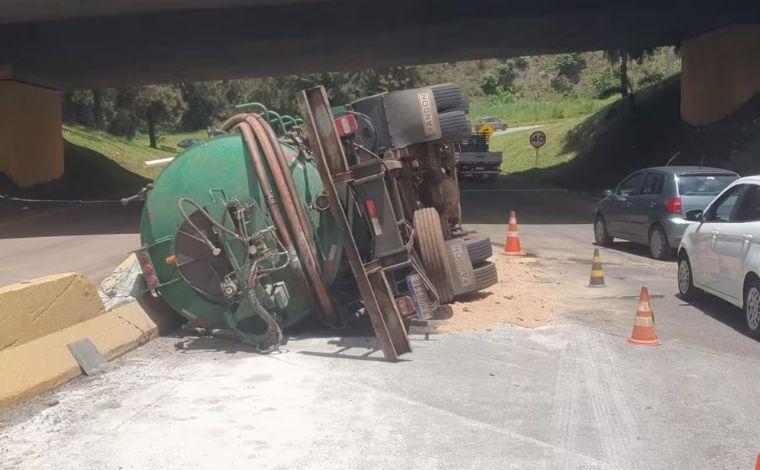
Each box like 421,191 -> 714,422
441,254 -> 556,332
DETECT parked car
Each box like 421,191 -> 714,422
177,139 -> 202,149
475,117 -> 507,132
593,166 -> 739,259
677,176 -> 760,337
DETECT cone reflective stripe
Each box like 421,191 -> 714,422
588,248 -> 606,287
503,210 -> 524,256
627,286 -> 660,346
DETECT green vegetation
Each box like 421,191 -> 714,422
490,118 -> 586,174
470,98 -> 613,127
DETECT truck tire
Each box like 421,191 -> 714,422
461,233 -> 493,264
438,110 -> 472,141
473,261 -> 498,291
414,208 -> 454,303
431,83 -> 466,112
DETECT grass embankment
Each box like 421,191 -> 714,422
489,118 -> 584,175
469,97 -> 614,127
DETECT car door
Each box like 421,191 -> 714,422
607,172 -> 644,237
627,171 -> 665,243
694,184 -> 746,295
713,184 -> 760,300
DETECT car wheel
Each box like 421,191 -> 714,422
594,216 -> 613,246
501,125 -> 508,131
677,253 -> 699,300
649,225 -> 674,260
744,278 -> 760,338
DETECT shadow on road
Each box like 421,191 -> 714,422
679,293 -> 759,342
0,200 -> 142,239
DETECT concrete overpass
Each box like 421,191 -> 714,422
2,0 -> 760,185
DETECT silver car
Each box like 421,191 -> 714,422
593,166 -> 739,259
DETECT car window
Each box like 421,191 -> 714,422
641,173 -> 665,195
734,185 -> 760,222
704,185 -> 744,222
676,174 -> 737,196
617,173 -> 644,197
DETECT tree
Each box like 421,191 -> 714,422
603,49 -> 630,97
134,86 -> 186,148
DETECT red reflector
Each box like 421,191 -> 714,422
666,197 -> 682,214
146,275 -> 158,287
395,296 -> 416,317
335,115 -> 358,138
142,264 -> 154,275
365,200 -> 383,236
137,252 -> 149,264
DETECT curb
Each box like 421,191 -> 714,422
0,301 -> 158,411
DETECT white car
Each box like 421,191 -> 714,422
677,176 -> 760,337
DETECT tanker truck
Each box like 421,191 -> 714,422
133,84 -> 497,361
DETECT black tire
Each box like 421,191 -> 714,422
431,83 -> 466,112
438,110 -> 472,141
593,215 -> 613,246
677,252 -> 700,300
649,225 -> 674,260
461,232 -> 493,264
473,261 -> 498,291
414,208 -> 454,303
744,277 -> 760,338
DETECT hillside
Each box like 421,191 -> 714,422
512,76 -> 760,190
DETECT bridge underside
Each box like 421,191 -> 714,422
3,1 -> 760,90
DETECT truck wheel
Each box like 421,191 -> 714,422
431,83 -> 466,112
461,233 -> 493,264
414,208 -> 454,303
438,111 -> 472,141
473,261 -> 498,291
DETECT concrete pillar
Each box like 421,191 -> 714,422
681,24 -> 760,126
0,78 -> 64,187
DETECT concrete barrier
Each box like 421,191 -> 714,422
0,273 -> 104,351
0,302 -> 157,410
0,272 -> 160,410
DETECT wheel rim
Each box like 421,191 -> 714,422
678,259 -> 691,294
651,230 -> 664,258
595,220 -> 605,242
747,287 -> 760,331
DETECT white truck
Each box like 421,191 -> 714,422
457,134 -> 503,181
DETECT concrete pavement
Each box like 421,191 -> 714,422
2,175 -> 759,469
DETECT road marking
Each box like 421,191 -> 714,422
460,188 -> 569,192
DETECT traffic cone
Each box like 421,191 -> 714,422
627,287 -> 660,346
502,210 -> 524,256
755,453 -> 760,470
587,248 -> 606,287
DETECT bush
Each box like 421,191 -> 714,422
590,68 -> 621,99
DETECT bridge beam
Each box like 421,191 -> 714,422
0,75 -> 63,187
681,24 -> 760,126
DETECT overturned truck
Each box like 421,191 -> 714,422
135,84 -> 497,361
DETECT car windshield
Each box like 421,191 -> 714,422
676,174 -> 737,196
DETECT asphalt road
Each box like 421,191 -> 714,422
0,199 -> 140,287
2,176 -> 759,469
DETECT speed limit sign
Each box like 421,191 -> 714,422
529,130 -> 547,149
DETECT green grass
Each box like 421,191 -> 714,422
63,126 -> 207,180
470,97 -> 615,127
489,117 -> 586,175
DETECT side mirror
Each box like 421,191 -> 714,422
684,209 -> 703,222
604,189 -> 614,198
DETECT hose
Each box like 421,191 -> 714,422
244,115 -> 336,322
221,114 -> 323,320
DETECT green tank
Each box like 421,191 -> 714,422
137,132 -> 344,345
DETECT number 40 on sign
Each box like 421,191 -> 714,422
529,130 -> 547,164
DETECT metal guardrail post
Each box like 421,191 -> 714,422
297,86 -> 412,361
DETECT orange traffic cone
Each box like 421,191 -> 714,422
627,287 -> 660,346
756,453 -> 760,470
502,210 -> 524,256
